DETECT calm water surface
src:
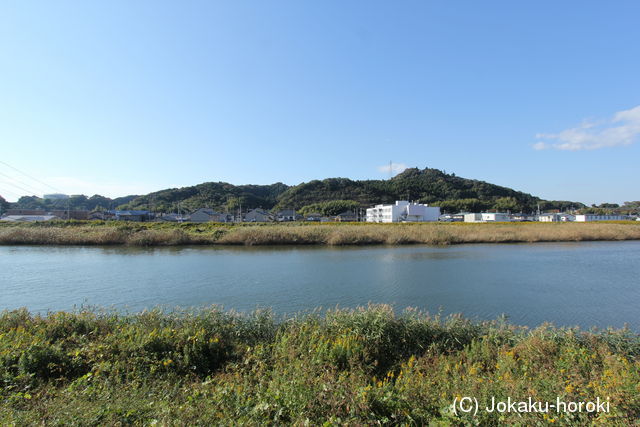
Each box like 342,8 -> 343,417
1,242 -> 639,329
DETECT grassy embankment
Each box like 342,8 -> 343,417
1,220 -> 640,246
1,306 -> 638,424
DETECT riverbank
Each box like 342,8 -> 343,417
1,305 -> 638,424
1,220 -> 639,246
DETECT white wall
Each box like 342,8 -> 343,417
574,214 -> 626,222
465,213 -> 510,222
366,201 -> 440,223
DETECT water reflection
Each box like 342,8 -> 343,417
1,241 -> 639,330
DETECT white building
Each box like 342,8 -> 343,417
0,215 -> 60,222
574,214 -> 626,222
366,201 -> 440,223
464,213 -> 511,223
538,213 -> 575,222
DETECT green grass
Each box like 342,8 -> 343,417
1,306 -> 639,425
1,220 -> 640,246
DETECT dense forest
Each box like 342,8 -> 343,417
3,167 -> 596,214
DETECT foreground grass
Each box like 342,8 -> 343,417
1,220 -> 640,246
1,306 -> 639,425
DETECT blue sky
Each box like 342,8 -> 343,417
1,1 -> 639,205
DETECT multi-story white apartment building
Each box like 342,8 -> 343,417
366,201 -> 440,223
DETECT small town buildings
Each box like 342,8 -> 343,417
537,213 -> 575,222
366,201 -> 440,223
334,211 -> 358,222
89,211 -> 106,220
107,210 -> 152,222
276,209 -> 300,222
464,212 -> 511,223
155,213 -> 189,222
5,209 -> 89,220
574,214 -> 627,222
463,213 -> 482,222
0,215 -> 61,222
190,208 -> 228,223
244,208 -> 271,222
6,209 -> 51,216
439,213 -> 464,222
305,212 -> 323,222
510,213 -> 535,222
537,213 -> 555,222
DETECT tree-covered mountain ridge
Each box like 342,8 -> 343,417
8,167 -> 586,214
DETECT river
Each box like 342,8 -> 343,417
1,241 -> 639,329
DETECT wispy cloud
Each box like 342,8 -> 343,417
534,105 -> 640,151
377,162 -> 408,175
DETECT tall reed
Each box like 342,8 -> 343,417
1,221 -> 639,246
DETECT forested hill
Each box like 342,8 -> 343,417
119,182 -> 289,213
8,168 -> 585,214
8,194 -> 139,212
275,168 -> 553,213
273,168 -> 586,213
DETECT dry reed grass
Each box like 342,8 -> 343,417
217,222 -> 640,245
1,222 -> 639,246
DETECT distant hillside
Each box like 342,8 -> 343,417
274,168 -> 582,213
118,182 -> 289,213
8,168 -> 586,214
10,194 -> 139,212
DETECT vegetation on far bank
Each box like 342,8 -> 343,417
1,305 -> 638,425
1,220 -> 640,246
5,167 -> 590,214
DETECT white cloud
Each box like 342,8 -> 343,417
377,162 -> 408,175
534,105 -> 640,151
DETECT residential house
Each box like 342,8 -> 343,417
366,201 -> 440,223
244,208 -> 271,222
538,213 -> 575,222
190,208 -> 228,223
89,211 -> 106,220
155,213 -> 189,222
277,209 -> 300,222
334,211 -> 358,222
464,212 -> 511,223
108,210 -> 151,222
305,212 -> 323,222
538,213 -> 559,222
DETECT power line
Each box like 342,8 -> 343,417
0,178 -> 40,196
0,160 -> 62,193
0,170 -> 44,195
